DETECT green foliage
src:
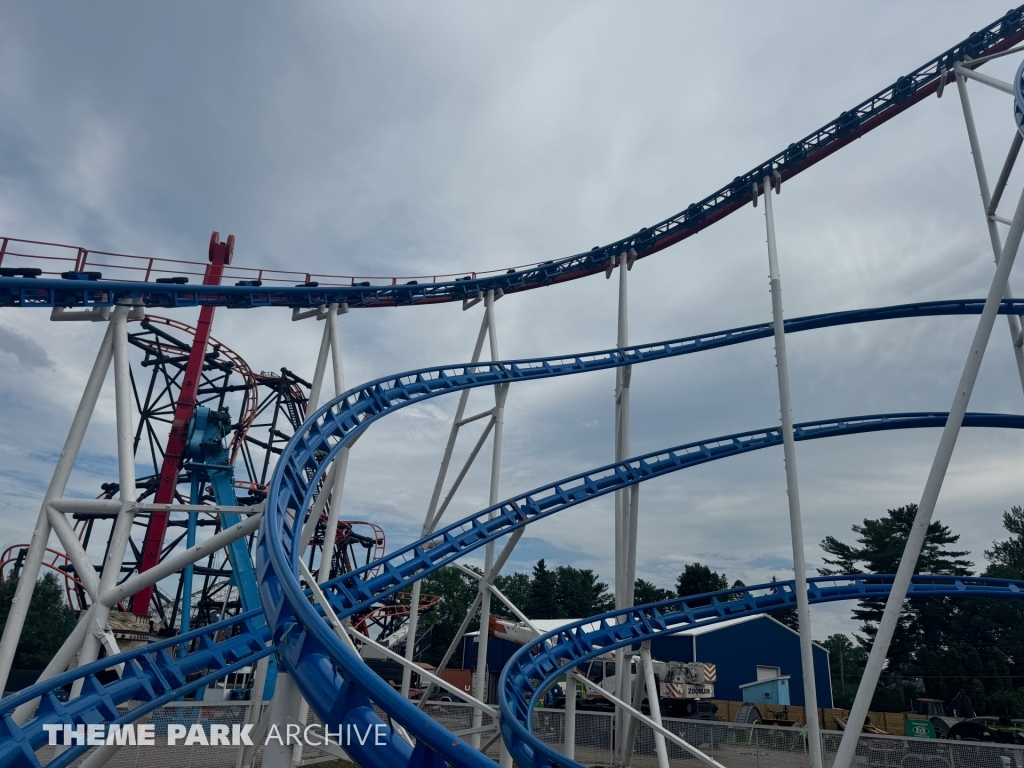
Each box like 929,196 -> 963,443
986,506 -> 1024,577
820,504 -> 972,578
417,566 -> 480,667
819,504 -> 972,674
0,572 -> 76,671
492,572 -> 531,616
468,560 -> 617,627
634,579 -> 675,605
554,565 -> 613,618
870,683 -> 916,713
821,633 -> 868,709
675,563 -> 729,597
819,504 -> 1024,717
527,559 -> 563,620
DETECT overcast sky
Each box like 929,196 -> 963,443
2,2 -> 1024,640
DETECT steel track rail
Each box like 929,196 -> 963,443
258,301 -> 1024,768
2,10 -> 1024,309
498,574 -> 1024,768
5,299 -> 1024,767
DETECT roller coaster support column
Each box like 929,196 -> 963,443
832,175 -> 1024,768
71,303 -> 139,700
563,671 -> 576,760
265,301 -> 348,768
640,643 -> 670,768
612,247 -> 639,762
0,320 -> 114,694
318,302 -> 350,592
955,73 -> 1024,395
401,288 -> 503,718
762,175 -> 822,768
471,289 -> 511,765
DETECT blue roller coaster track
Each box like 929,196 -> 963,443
4,6 -> 1024,768
2,296 -> 1024,767
498,574 -> 1024,768
2,9 -> 1024,310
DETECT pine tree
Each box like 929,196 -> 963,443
493,572 -> 531,618
527,559 -> 563,620
985,506 -> 1024,577
553,566 -> 612,618
417,566 -> 480,667
675,563 -> 729,598
0,572 -> 76,671
819,504 -> 972,675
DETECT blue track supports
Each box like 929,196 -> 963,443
185,406 -> 276,698
6,10 -> 1024,765
3,14 -> 1024,311
2,408 -> 1023,767
5,301 -> 1024,767
185,407 -> 261,613
497,575 -> 1024,768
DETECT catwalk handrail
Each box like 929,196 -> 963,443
2,9 -> 1024,306
498,574 -> 1024,768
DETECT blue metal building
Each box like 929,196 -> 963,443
463,614 -> 832,708
648,614 -> 832,708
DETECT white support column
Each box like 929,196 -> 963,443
274,302 -> 348,767
318,302 -> 349,587
623,647 -> 647,767
70,305 -> 138,700
262,672 -> 304,768
472,290 -> 511,761
955,74 -> 1024,395
563,672 -> 576,760
762,177 -> 822,768
401,305 -> 491,701
613,248 -> 637,759
572,666 -> 721,768
237,654 -> 270,768
306,308 -> 331,413
640,644 -> 671,768
832,179 -> 1024,768
0,322 -> 115,694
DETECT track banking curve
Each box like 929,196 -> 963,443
0,299 -> 1023,766
499,575 -> 1024,768
3,9 -> 1024,768
256,304 -> 1024,767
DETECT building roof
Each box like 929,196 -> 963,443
465,618 -> 590,638
672,613 -> 830,653
467,613 -> 828,653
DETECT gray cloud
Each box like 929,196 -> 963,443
0,324 -> 53,369
0,2 -> 1021,642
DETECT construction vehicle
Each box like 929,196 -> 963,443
488,617 -> 719,719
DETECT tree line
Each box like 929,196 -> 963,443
2,502 -> 1020,717
416,557 -> 795,668
818,504 -> 1024,716
419,503 -> 1024,718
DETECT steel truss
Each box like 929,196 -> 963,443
3,9 -> 1024,768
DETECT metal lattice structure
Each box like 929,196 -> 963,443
2,8 -> 1024,768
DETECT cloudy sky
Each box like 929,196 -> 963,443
2,2 -> 1024,640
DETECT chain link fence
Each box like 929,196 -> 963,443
29,699 -> 1024,768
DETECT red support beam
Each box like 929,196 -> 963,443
130,232 -> 234,615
